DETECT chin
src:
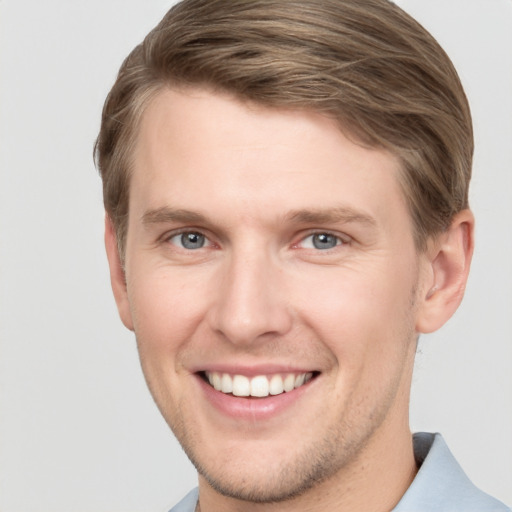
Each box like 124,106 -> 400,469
180,426 -> 364,505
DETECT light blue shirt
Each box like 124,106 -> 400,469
169,433 -> 510,511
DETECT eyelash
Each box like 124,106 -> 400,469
163,229 -> 348,252
294,232 -> 347,251
165,230 -> 214,250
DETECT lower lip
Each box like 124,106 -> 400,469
196,374 -> 316,422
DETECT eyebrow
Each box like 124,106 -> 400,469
142,207 -> 209,226
286,207 -> 377,227
142,205 -> 376,228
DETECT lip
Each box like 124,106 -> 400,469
194,369 -> 319,422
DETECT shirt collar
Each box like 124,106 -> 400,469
393,432 -> 507,511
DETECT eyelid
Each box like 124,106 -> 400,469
293,230 -> 350,250
159,227 -> 350,250
162,228 -> 215,248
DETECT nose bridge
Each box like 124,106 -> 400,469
209,242 -> 292,345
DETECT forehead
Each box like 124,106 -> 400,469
131,87 -> 409,231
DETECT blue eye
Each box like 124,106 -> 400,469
301,233 -> 342,250
170,232 -> 207,250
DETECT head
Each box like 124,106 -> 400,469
95,0 -> 473,262
96,0 -> 474,507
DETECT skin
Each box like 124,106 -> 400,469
105,88 -> 474,512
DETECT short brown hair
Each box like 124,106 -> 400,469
95,0 -> 473,257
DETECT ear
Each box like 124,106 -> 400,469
104,215 -> 134,331
415,209 -> 474,334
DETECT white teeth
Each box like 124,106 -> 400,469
232,375 -> 251,397
221,373 -> 233,394
283,374 -> 295,392
205,371 -> 314,398
250,376 -> 269,397
295,373 -> 305,387
211,372 -> 222,391
269,374 -> 284,395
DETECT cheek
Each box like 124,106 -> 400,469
127,267 -> 211,358
293,261 -> 418,358
126,271 -> 207,415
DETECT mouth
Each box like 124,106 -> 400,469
200,371 -> 318,398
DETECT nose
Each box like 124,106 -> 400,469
207,250 -> 293,346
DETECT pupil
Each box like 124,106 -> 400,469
313,233 -> 337,249
181,232 -> 204,249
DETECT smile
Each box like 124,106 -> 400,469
204,371 -> 315,398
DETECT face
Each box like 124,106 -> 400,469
113,88 -> 432,503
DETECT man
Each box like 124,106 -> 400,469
95,1 -> 510,510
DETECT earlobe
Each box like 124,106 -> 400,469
415,209 -> 474,334
104,215 -> 134,331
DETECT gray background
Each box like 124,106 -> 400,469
0,0 -> 511,510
